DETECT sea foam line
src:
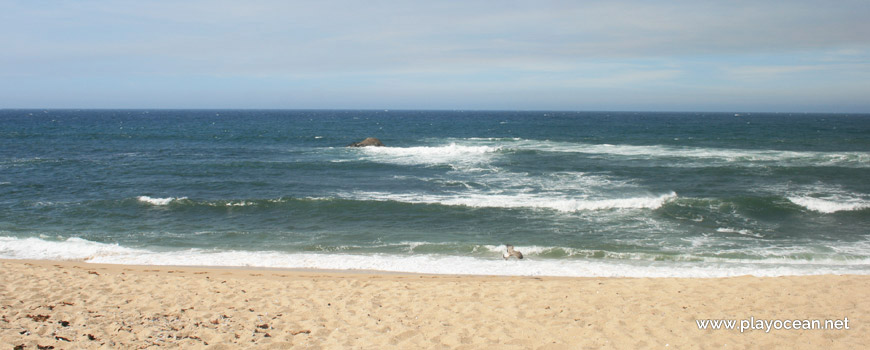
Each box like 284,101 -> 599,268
0,236 -> 145,260
356,143 -> 501,167
0,237 -> 867,278
350,138 -> 870,168
346,191 -> 678,212
451,138 -> 870,167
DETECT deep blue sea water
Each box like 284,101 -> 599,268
1,109 -> 868,276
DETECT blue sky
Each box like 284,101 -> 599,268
2,0 -> 869,112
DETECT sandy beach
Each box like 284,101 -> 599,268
1,259 -> 867,349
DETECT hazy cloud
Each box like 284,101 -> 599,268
1,0 -> 868,111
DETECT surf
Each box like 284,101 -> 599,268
2,236 -> 868,278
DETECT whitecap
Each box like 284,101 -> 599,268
448,137 -> 870,168
782,183 -> 870,213
355,143 -> 501,168
345,191 -> 677,212
137,196 -> 186,206
788,196 -> 870,213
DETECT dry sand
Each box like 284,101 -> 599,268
1,259 -> 867,349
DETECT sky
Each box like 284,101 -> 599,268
1,0 -> 869,112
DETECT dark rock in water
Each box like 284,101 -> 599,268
347,137 -> 385,147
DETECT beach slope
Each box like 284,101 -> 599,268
1,260 -> 867,349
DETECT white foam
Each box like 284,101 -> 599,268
782,183 -> 870,213
1,237 -> 866,277
0,236 -> 145,261
450,138 -> 870,168
788,196 -> 870,213
467,137 -> 522,141
137,196 -> 186,206
404,241 -> 870,267
478,244 -> 590,257
482,171 -> 635,194
355,143 -> 501,168
347,191 -> 677,212
716,227 -> 764,238
830,240 -> 870,256
560,143 -> 868,167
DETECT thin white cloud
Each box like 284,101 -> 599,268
4,0 -> 869,75
726,65 -> 821,79
0,0 -> 868,111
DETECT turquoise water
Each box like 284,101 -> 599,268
1,109 -> 868,276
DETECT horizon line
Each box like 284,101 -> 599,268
2,107 -> 869,115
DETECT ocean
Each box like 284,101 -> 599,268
1,109 -> 868,277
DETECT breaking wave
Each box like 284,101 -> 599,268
1,237 -> 867,277
355,143 -> 501,169
345,191 -> 678,212
446,138 -> 870,168
137,196 -> 188,206
788,196 -> 870,214
783,183 -> 870,213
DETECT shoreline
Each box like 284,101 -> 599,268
2,259 -> 868,349
3,258 -> 868,279
5,235 -> 867,278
